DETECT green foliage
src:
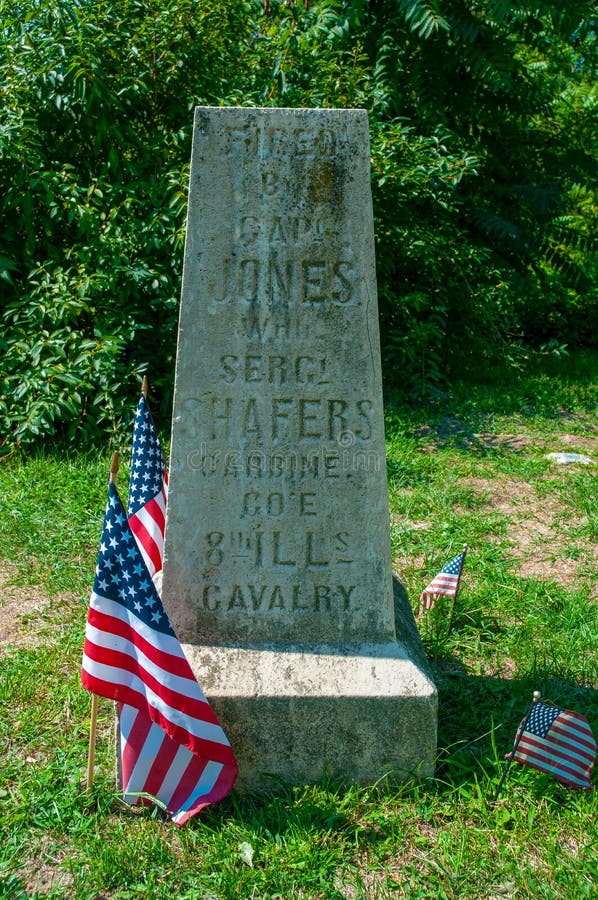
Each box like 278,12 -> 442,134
0,1 -> 596,448
365,0 -> 598,387
396,0 -> 450,39
0,0 -> 262,447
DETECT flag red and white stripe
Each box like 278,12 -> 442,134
82,482 -> 237,824
508,701 -> 596,789
122,389 -> 181,815
128,474 -> 168,578
418,551 -> 465,614
127,393 -> 168,578
119,706 -> 229,824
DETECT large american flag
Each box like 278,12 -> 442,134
121,391 -> 174,815
418,551 -> 465,614
508,701 -> 596,789
127,393 -> 168,579
81,480 -> 238,824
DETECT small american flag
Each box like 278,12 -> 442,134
81,481 -> 238,824
508,701 -> 596,789
127,393 -> 168,579
418,551 -> 465,614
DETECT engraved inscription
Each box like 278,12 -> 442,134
241,491 -> 317,518
239,214 -> 326,244
178,444 -> 382,480
201,582 -> 359,613
223,124 -> 338,159
219,354 -> 330,386
192,396 -> 373,443
202,529 -> 354,571
210,256 -> 355,309
164,109 -> 394,643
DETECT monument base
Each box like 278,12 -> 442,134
179,576 -> 437,789
183,639 -> 437,789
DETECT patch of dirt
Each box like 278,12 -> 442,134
19,836 -> 75,898
557,432 -> 598,454
414,416 -> 468,441
474,433 -> 533,451
388,434 -> 596,602
458,476 -> 595,589
415,419 -> 598,459
491,656 -> 518,680
0,563 -> 78,651
334,817 -> 443,897
517,556 -> 582,584
414,417 -> 537,453
391,513 -> 430,533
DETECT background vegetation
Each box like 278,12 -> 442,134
1,0 -> 596,450
1,356 -> 596,897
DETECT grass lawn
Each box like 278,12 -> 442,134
0,352 -> 596,899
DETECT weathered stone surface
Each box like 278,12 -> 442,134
181,576 -> 437,787
182,650 -> 436,788
162,107 -> 437,787
165,106 -> 393,646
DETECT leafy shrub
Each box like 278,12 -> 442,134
0,1 -> 596,450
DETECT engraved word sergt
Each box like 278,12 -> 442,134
219,354 -> 330,386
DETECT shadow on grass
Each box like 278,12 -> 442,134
248,661 -> 593,810
166,664 -> 597,836
429,656 -> 597,784
384,348 -> 598,447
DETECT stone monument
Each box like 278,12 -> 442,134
161,107 -> 437,787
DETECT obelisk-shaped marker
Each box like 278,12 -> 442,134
162,107 -> 436,787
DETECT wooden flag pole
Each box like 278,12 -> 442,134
86,451 -> 120,793
446,543 -> 467,638
141,374 -> 148,398
86,693 -> 99,793
492,690 -> 541,803
109,451 -> 119,483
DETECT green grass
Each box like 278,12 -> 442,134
1,352 -> 597,898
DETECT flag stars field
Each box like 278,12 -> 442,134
127,394 -> 169,577
93,500 -> 171,633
